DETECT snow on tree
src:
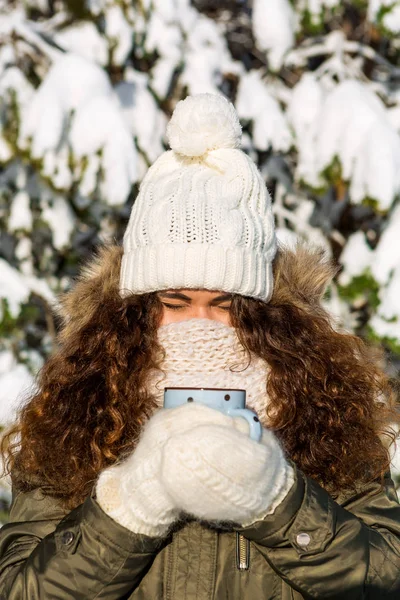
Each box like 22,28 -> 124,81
1,0 -> 400,508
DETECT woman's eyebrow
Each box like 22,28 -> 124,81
158,292 -> 232,303
158,292 -> 192,301
210,294 -> 233,303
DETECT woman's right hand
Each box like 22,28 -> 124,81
96,403 -> 243,537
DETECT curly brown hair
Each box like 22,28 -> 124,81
2,244 -> 399,510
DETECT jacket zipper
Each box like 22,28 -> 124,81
236,532 -> 250,570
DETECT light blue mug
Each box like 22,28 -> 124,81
163,387 -> 262,442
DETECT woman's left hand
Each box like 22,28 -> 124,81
160,420 -> 295,526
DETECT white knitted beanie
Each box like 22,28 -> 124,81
120,93 -> 277,302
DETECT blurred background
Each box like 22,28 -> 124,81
1,0 -> 400,519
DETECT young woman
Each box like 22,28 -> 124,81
1,94 -> 400,600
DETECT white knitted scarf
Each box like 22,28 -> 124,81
148,318 -> 271,426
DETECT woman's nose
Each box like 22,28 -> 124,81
191,306 -> 214,320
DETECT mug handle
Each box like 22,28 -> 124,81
227,408 -> 262,442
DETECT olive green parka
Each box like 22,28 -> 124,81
1,459 -> 400,599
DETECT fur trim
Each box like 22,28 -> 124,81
273,243 -> 338,309
58,243 -> 337,335
58,245 -> 123,341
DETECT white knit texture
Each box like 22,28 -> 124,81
95,401 -> 270,537
96,402 -> 295,535
120,93 -> 276,302
96,406 -> 181,538
166,93 -> 242,157
148,318 -> 271,426
160,413 -> 295,525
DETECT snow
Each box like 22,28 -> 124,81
145,11 -> 182,60
54,22 -> 109,66
297,0 -> 340,22
181,14 -> 241,96
287,73 -> 324,187
0,44 -> 15,73
387,106 -> 400,132
8,191 -> 32,232
20,53 -> 112,155
116,70 -> 167,162
76,154 -> 101,200
0,259 -> 30,318
368,0 -> 400,33
26,276 -> 55,307
252,0 -> 296,71
276,227 -> 299,248
70,94 -> 137,206
41,146 -> 73,191
350,120 -> 400,211
19,53 -> 137,206
369,207 -> 400,345
370,204 -> 400,285
0,65 -> 33,108
0,256 -> 55,321
150,0 -> 196,31
236,70 -> 292,152
15,238 -> 34,276
338,232 -> 373,286
22,0 -> 48,10
104,4 -> 134,66
152,0 -> 188,21
368,0 -> 385,19
70,94 -> 123,155
0,351 -> 34,426
41,196 -> 75,250
85,0 -> 104,16
316,80 -> 382,171
340,207 -> 400,346
327,83 -> 386,180
144,5 -> 186,99
287,74 -> 324,140
382,5 -> 400,33
99,131 -> 137,206
290,79 -> 400,210
371,269 -> 400,339
0,136 -> 12,162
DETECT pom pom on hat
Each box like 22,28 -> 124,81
166,93 -> 242,157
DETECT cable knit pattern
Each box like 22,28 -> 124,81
120,93 -> 276,302
95,402 -> 276,536
96,403 -> 295,535
161,422 -> 295,525
148,318 -> 272,426
96,406 -> 180,538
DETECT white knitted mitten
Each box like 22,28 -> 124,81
96,403 -> 251,537
160,422 -> 295,527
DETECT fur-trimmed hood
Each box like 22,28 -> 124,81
58,243 -> 338,335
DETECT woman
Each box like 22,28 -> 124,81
1,93 -> 400,599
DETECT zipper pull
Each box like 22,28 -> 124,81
236,532 -> 250,571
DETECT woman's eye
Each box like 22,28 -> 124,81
161,303 -> 231,311
162,303 -> 186,310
